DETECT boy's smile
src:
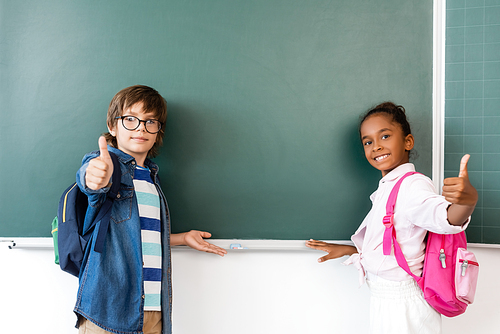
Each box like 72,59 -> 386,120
109,101 -> 158,167
360,114 -> 414,176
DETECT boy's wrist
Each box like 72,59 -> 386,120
170,232 -> 187,246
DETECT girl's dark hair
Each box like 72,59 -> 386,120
104,85 -> 167,158
359,102 -> 412,137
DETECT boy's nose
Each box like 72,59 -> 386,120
137,122 -> 147,131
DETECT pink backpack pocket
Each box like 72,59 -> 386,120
455,248 -> 479,304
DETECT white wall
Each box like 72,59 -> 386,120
0,239 -> 499,334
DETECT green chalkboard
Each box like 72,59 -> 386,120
0,0 -> 433,239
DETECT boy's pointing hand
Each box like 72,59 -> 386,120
85,136 -> 114,190
442,154 -> 478,207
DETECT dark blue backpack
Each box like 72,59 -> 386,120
53,152 -> 121,277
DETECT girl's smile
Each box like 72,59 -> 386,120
374,154 -> 390,162
360,114 -> 414,176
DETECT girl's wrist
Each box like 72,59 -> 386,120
341,245 -> 358,257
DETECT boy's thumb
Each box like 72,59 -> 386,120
98,136 -> 111,163
199,231 -> 212,239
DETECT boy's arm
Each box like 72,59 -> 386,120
171,231 -> 227,257
305,239 -> 357,263
442,154 -> 478,226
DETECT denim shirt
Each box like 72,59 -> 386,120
74,146 -> 172,334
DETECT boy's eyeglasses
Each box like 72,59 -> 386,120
115,116 -> 163,134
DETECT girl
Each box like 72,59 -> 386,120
306,102 -> 477,334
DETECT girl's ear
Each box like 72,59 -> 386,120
405,134 -> 415,151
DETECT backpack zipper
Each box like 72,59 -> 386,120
459,259 -> 479,276
439,234 -> 446,268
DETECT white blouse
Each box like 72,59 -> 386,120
344,163 -> 468,284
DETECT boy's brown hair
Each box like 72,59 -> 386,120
104,85 -> 167,158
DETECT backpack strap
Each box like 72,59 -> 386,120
93,152 -> 121,253
382,171 -> 423,284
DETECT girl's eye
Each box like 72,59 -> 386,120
382,134 -> 390,140
364,141 -> 372,146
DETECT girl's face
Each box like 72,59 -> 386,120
360,113 -> 414,177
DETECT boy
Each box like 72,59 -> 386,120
75,85 -> 226,334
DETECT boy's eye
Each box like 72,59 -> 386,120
146,119 -> 158,125
124,116 -> 136,122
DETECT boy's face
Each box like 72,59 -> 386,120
108,101 -> 158,166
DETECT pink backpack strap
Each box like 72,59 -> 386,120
382,171 -> 423,285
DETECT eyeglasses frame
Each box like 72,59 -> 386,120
115,116 -> 163,134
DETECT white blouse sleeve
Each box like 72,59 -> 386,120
401,175 -> 469,234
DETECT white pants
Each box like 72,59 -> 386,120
367,276 -> 442,334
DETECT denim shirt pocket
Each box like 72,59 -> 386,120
110,186 -> 134,224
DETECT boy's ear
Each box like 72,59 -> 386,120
405,134 -> 415,151
108,125 -> 115,137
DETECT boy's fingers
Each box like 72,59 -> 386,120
458,154 -> 470,178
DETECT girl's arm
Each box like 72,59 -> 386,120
305,239 -> 358,263
442,154 -> 478,226
171,231 -> 227,256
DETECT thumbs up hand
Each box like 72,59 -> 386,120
85,136 -> 114,190
442,154 -> 478,207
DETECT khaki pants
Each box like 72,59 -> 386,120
79,312 -> 162,334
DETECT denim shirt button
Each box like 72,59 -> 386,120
116,193 -> 121,199
142,295 -> 145,299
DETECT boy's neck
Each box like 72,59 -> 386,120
135,156 -> 147,167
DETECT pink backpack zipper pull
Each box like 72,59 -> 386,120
439,250 -> 446,268
439,235 -> 446,268
461,260 -> 469,276
459,258 -> 479,277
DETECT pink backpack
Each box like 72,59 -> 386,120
383,172 -> 479,317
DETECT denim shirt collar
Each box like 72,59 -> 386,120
107,145 -> 159,176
